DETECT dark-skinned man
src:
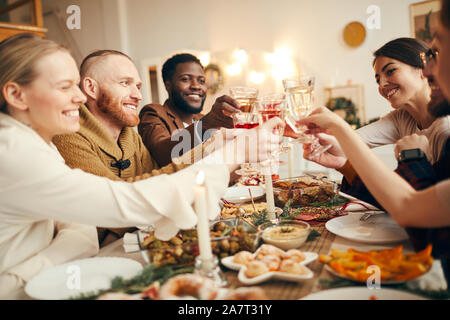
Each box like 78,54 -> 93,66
138,53 -> 240,167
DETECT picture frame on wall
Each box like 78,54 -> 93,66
323,84 -> 366,129
410,0 -> 441,44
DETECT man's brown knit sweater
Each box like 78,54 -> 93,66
53,105 -> 190,246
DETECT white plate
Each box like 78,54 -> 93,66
222,251 -> 318,271
25,257 -> 143,300
222,186 -> 265,204
339,192 -> 380,211
301,287 -> 428,300
325,212 -> 409,244
237,265 -> 314,285
221,246 -> 318,285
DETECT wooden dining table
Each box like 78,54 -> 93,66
95,216 -> 445,300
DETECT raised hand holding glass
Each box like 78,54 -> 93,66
282,76 -> 331,159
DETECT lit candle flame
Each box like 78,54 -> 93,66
196,170 -> 205,185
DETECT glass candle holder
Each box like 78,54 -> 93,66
194,255 -> 227,287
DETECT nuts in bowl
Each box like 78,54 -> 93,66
259,220 -> 311,250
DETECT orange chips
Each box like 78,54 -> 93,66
319,245 -> 434,282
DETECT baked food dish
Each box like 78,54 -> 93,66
279,259 -> 309,275
245,260 -> 270,278
233,250 -> 255,265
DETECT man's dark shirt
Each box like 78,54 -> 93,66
340,139 -> 450,284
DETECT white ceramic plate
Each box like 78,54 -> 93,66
222,186 -> 265,204
325,212 -> 409,244
236,265 -> 314,285
301,287 -> 428,300
221,246 -> 318,285
25,257 -> 143,300
222,251 -> 318,271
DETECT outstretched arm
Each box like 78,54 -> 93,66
299,107 -> 450,227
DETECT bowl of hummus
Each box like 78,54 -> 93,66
259,220 -> 311,250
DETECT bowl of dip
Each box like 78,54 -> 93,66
259,220 -> 310,250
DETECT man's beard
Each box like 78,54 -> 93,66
170,88 -> 205,114
428,99 -> 450,118
97,91 -> 139,127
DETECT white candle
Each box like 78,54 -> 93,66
288,142 -> 294,178
264,171 -> 276,220
195,171 -> 213,261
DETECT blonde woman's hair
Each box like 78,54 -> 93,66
0,33 -> 68,114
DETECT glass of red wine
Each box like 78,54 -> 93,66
256,94 -> 290,155
232,112 -> 262,176
232,112 -> 261,129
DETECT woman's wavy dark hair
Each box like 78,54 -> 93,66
373,37 -> 430,68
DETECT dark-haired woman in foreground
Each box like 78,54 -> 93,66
299,0 -> 450,290
358,37 -> 449,164
307,37 -> 449,172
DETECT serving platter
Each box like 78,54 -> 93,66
235,264 -> 314,285
221,246 -> 318,285
319,244 -> 434,285
323,264 -> 430,285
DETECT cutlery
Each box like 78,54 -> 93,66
358,211 -> 386,221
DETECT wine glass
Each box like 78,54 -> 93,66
232,112 -> 262,176
232,112 -> 261,129
255,93 -> 291,155
229,86 -> 259,112
282,76 -> 331,159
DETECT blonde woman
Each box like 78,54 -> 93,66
0,33 -> 283,298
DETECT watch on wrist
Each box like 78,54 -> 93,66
398,148 -> 426,163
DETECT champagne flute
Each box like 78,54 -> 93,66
282,76 -> 331,159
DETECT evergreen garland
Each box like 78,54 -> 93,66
70,264 -> 194,300
326,96 -> 362,129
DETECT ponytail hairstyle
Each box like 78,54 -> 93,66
373,37 -> 430,69
0,33 -> 68,114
